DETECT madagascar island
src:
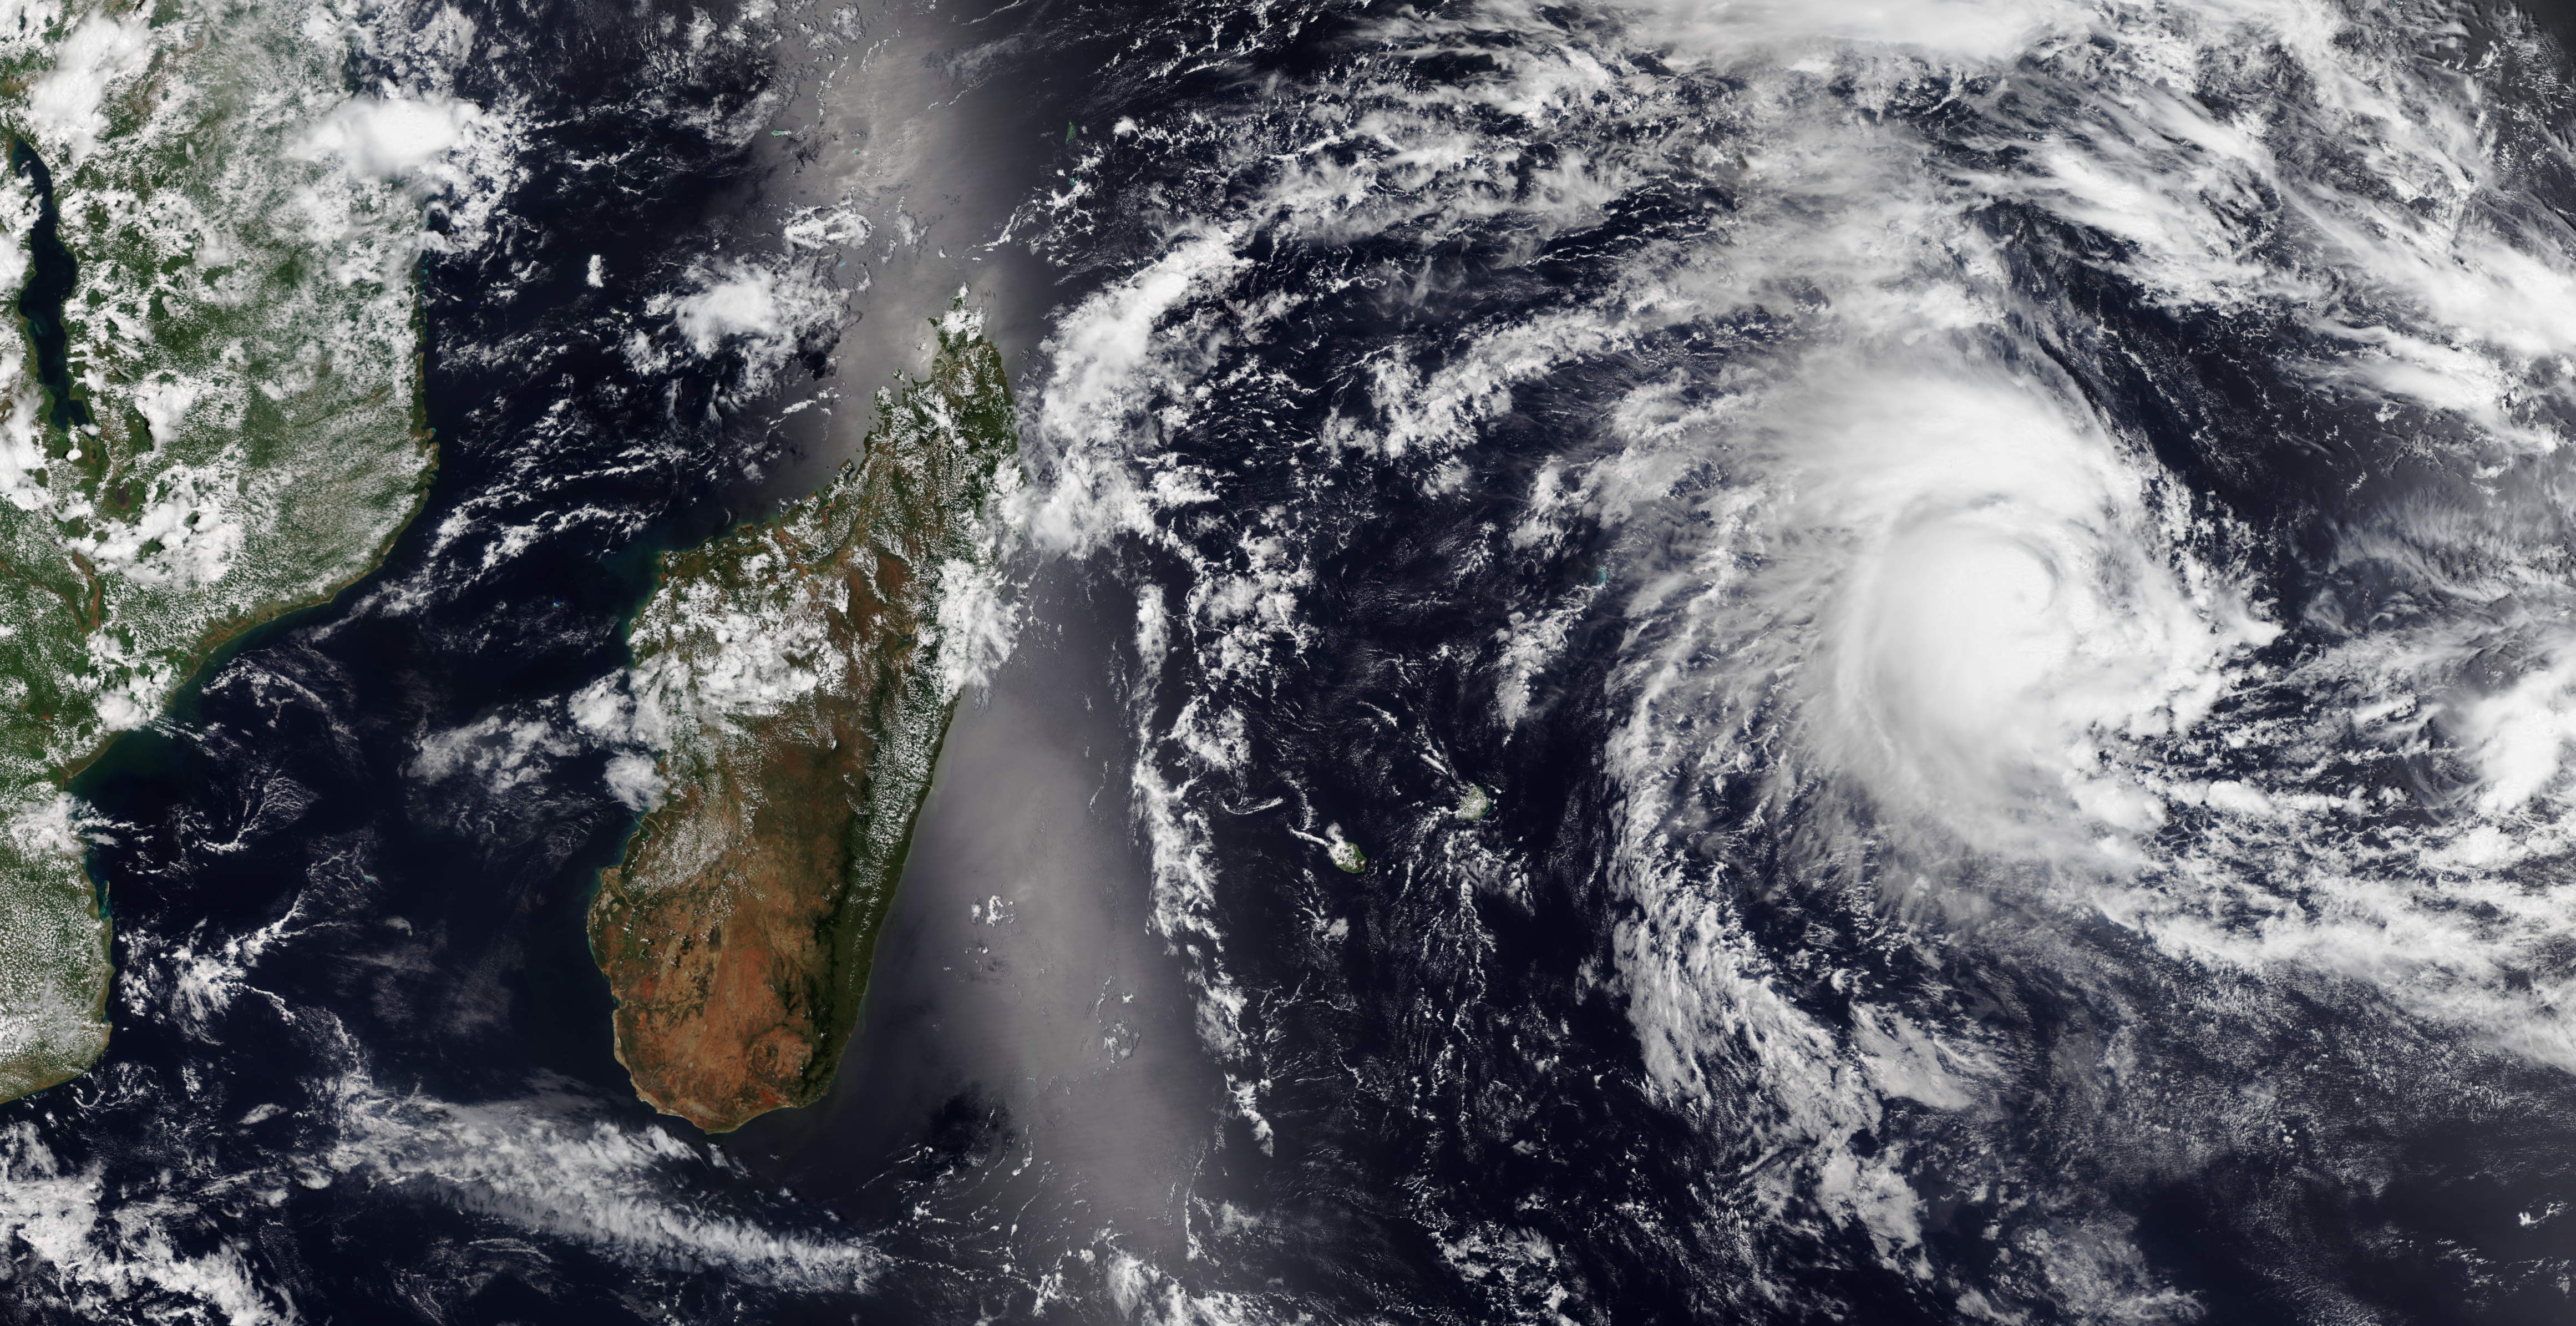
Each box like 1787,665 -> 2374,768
590,309 -> 1017,1133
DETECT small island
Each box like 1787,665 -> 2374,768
589,310 -> 1016,1133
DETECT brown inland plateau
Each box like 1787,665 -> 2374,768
590,687 -> 894,1132
588,320 -> 1014,1133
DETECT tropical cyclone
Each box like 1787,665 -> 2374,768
590,309 -> 1017,1134
0,0 -> 444,1100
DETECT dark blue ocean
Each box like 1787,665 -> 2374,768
16,0 -> 2576,1322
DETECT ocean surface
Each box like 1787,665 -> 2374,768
14,0 -> 2576,1321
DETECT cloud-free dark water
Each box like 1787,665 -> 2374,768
8,0 -> 1195,1318
731,563 -> 1225,1315
11,140 -> 90,436
27,1 -> 2576,1323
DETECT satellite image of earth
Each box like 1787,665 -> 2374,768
7,0 -> 2576,1320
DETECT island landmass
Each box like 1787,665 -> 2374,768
590,308 -> 1017,1133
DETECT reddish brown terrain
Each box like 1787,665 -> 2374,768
589,318 -> 1015,1132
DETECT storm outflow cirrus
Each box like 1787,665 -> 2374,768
1,0 -> 2575,1321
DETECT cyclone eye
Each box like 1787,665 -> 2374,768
1787,403 -> 2251,852
1859,514 -> 2077,772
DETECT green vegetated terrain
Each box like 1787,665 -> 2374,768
0,0 -> 438,1099
591,308 -> 1018,1133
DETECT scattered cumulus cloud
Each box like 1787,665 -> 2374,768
25,12 -> 152,164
